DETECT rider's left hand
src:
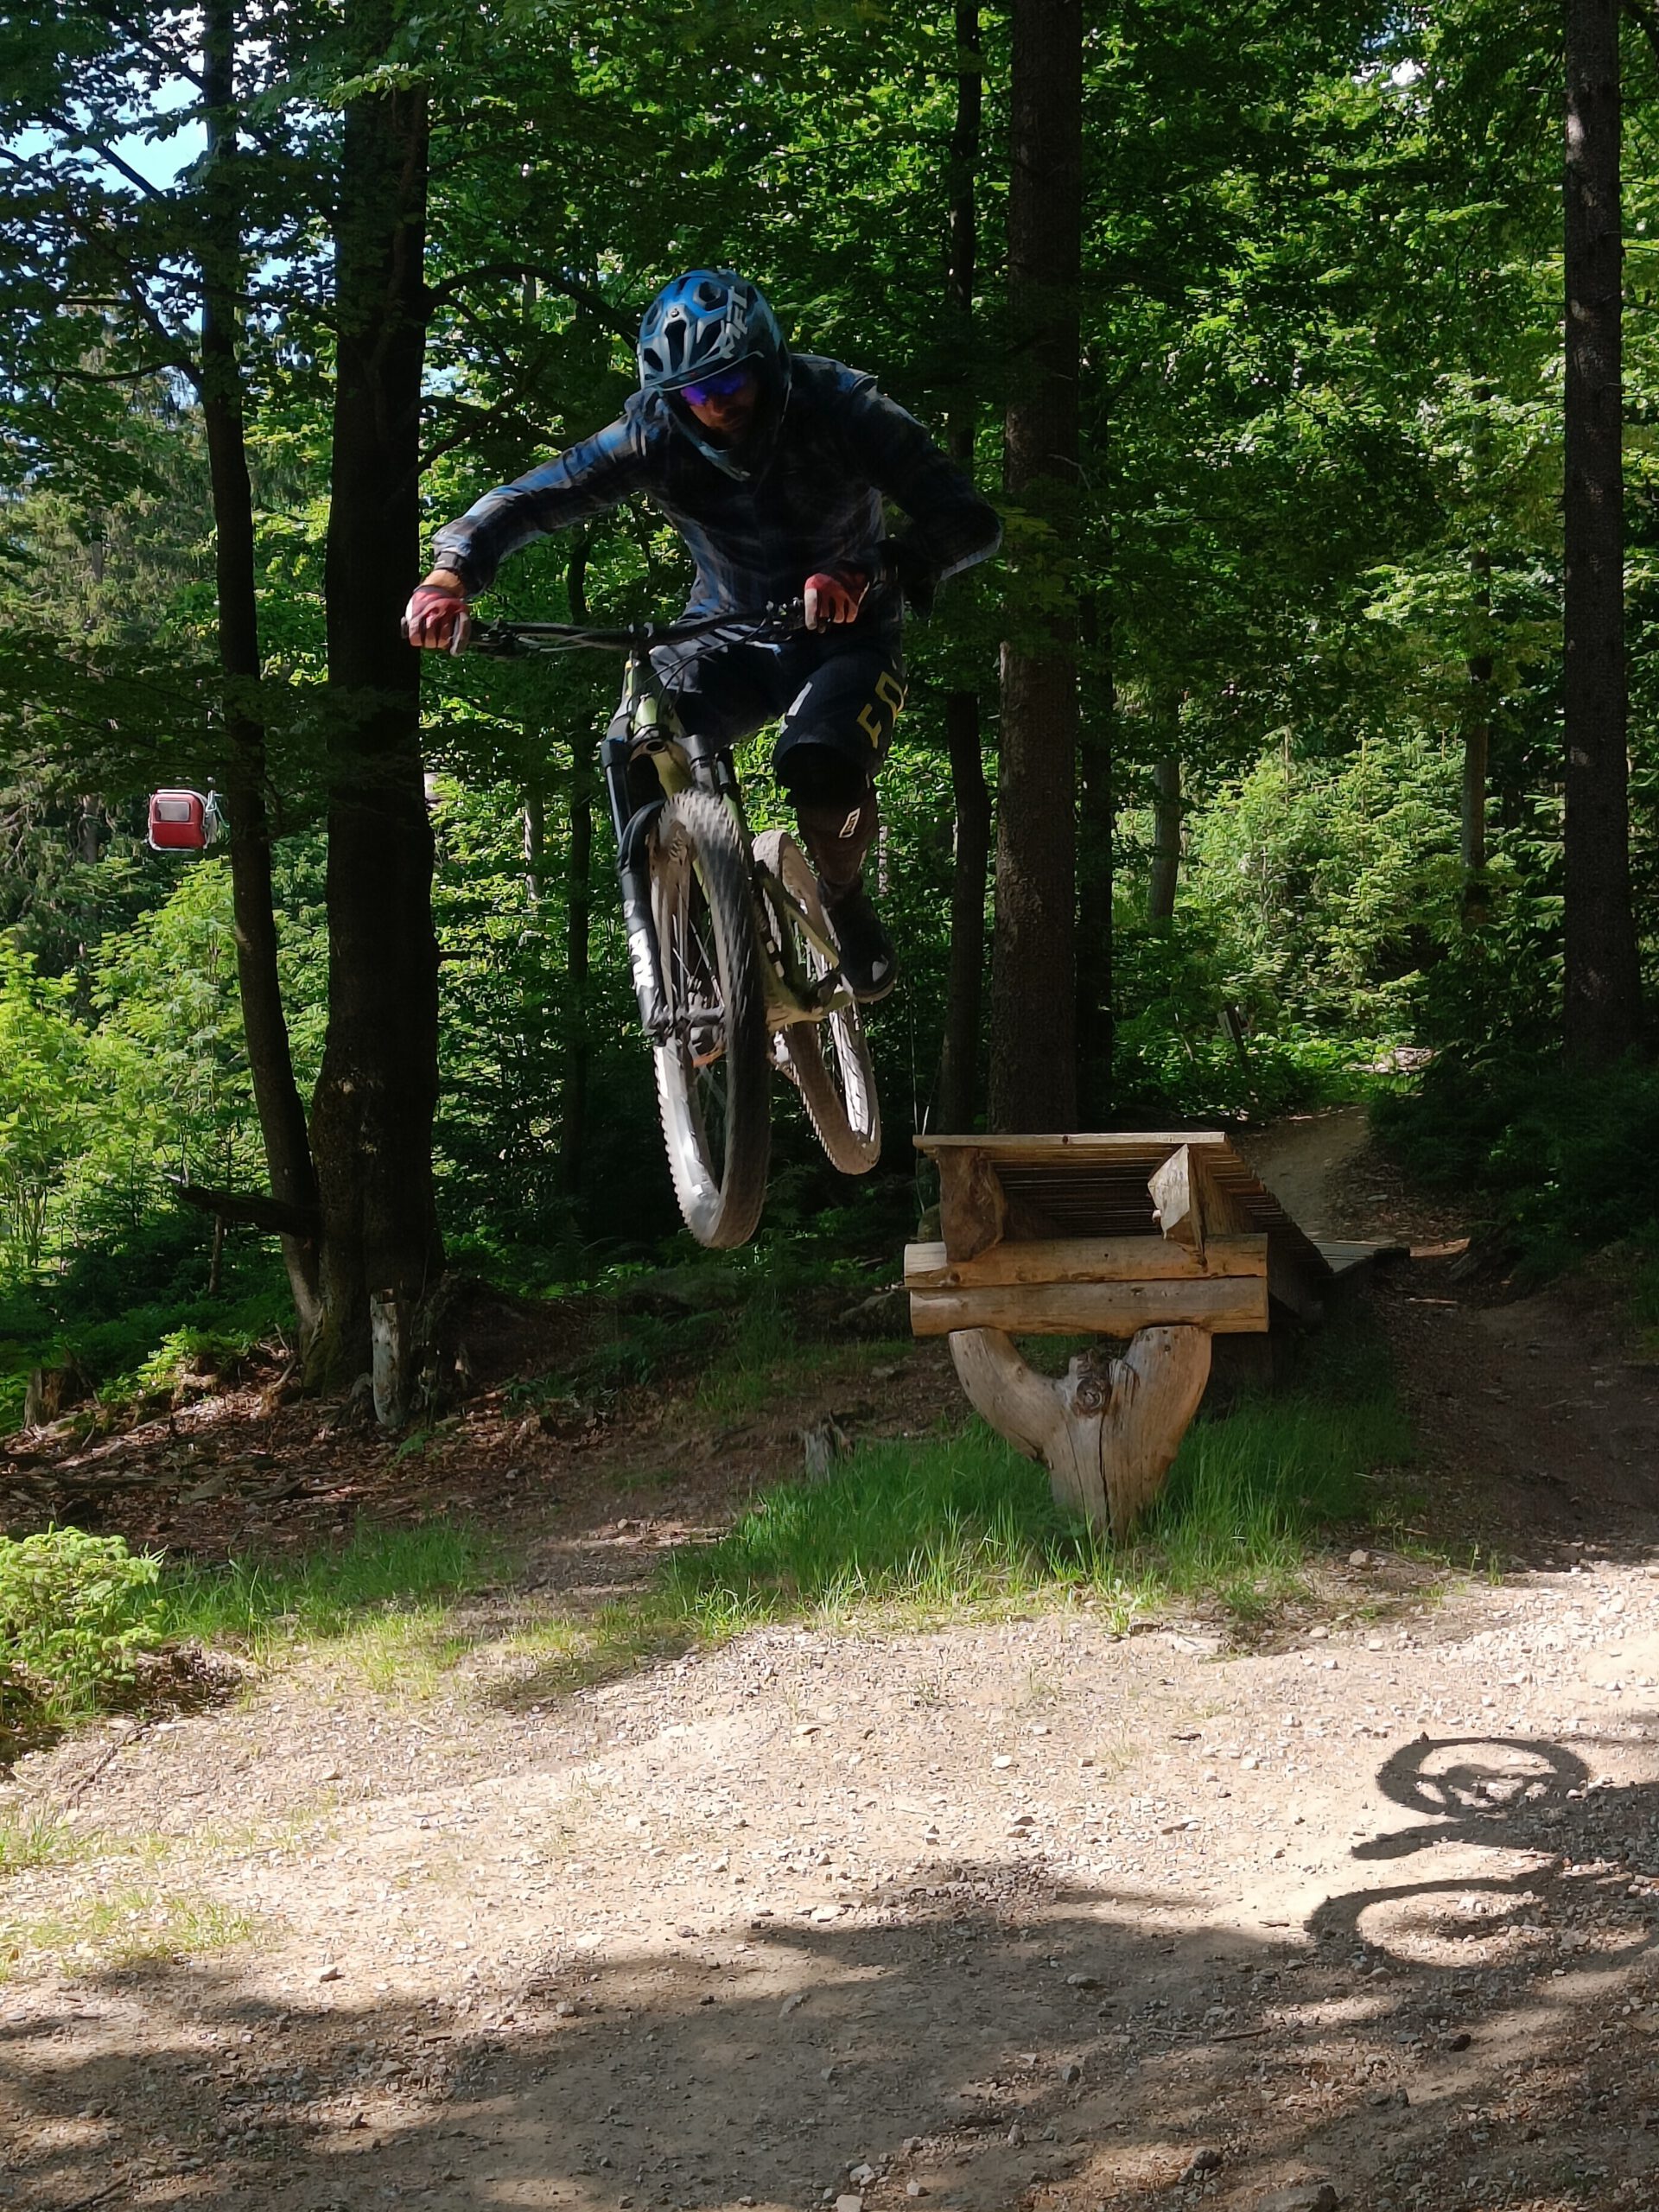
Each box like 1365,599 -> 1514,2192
803,565 -> 868,632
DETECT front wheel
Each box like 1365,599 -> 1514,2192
754,830 -> 881,1174
651,791 -> 771,1247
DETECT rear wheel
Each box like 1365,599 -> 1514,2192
754,830 -> 881,1174
651,791 -> 771,1246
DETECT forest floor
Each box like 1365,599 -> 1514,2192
6,1110 -> 1659,2212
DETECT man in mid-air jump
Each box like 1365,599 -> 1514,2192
404,269 -> 1000,1001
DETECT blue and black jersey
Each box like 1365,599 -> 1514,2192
431,355 -> 1001,641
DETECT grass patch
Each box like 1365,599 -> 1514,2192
663,1389 -> 1395,1633
330,1607 -> 482,1700
0,1809 -> 94,1878
499,1598 -> 695,1697
672,1319 -> 1408,1630
0,1890 -> 259,1981
0,1518 -> 501,1741
495,1319 -> 1414,1696
151,1517 -> 501,1656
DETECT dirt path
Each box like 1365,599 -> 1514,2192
6,1123 -> 1659,2212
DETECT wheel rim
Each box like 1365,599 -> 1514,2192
659,833 -> 737,1198
774,868 -> 876,1143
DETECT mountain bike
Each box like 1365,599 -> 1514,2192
471,603 -> 881,1249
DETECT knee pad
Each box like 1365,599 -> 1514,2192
778,739 -> 868,813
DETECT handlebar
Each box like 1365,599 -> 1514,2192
468,601 -> 808,659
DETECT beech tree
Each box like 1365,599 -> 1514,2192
1562,0 -> 1643,1058
988,0 -> 1083,1134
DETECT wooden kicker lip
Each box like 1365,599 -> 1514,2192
916,1131 -> 1331,1291
914,1132 -> 1232,1151
906,1133 -> 1333,1535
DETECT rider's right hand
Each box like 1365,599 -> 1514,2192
403,573 -> 470,652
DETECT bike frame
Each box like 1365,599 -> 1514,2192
474,609 -> 853,1046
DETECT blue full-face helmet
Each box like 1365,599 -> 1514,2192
637,269 -> 788,394
637,270 -> 791,476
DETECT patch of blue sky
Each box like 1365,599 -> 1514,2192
10,69 -> 201,193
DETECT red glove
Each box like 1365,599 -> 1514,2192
803,564 -> 868,632
403,582 -> 471,652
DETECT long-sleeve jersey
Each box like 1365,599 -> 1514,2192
430,354 -> 1001,639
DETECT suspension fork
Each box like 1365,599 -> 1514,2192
603,689 -> 669,1039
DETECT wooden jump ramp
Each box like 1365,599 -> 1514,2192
906,1132 -> 1366,1540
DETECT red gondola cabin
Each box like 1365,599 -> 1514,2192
147,790 -> 218,852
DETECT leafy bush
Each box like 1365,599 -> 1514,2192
0,1529 -> 163,1736
1111,909 -> 1359,1122
1376,1051 -> 1659,1276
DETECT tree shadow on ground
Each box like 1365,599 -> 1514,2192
5,1736 -> 1659,2209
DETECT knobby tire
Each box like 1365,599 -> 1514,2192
650,791 -> 771,1248
753,830 -> 881,1175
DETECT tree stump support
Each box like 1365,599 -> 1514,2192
908,1132 -> 1335,1538
950,1323 -> 1212,1537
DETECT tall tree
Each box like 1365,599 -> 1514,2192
934,0 -> 991,1135
988,0 -> 1082,1133
198,0 -> 322,1339
1562,0 -> 1642,1058
308,0 -> 442,1392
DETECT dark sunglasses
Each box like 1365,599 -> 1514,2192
680,366 -> 753,405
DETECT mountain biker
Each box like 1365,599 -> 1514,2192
404,269 -> 1001,1001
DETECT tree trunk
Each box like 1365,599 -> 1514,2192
523,785 -> 546,905
308,1 -> 440,1388
1148,754 -> 1181,925
933,0 -> 988,1135
1462,542 -> 1493,925
200,0 -> 321,1340
559,536 -> 594,1196
989,0 -> 1082,1134
1075,588 -> 1113,1123
938,694 -> 991,1131
1563,0 -> 1643,1059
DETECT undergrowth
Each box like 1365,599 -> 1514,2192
151,1519 -> 499,1655
1376,1050 -> 1659,1286
0,1529 -> 163,1738
0,1519 -> 498,1744
505,1319 -> 1412,1694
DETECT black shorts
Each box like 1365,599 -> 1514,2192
647,629 -> 906,799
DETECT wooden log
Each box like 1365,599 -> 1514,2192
910,1272 -> 1267,1338
949,1324 -> 1213,1535
904,1234 -> 1267,1291
937,1147 -> 1009,1260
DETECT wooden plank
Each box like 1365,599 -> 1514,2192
916,1128 -> 1334,1300
936,1147 -> 1008,1261
1147,1142 -> 1250,1258
917,1132 -> 1229,1154
909,1273 -> 1268,1338
903,1234 -> 1268,1291
1147,1145 -> 1204,1253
